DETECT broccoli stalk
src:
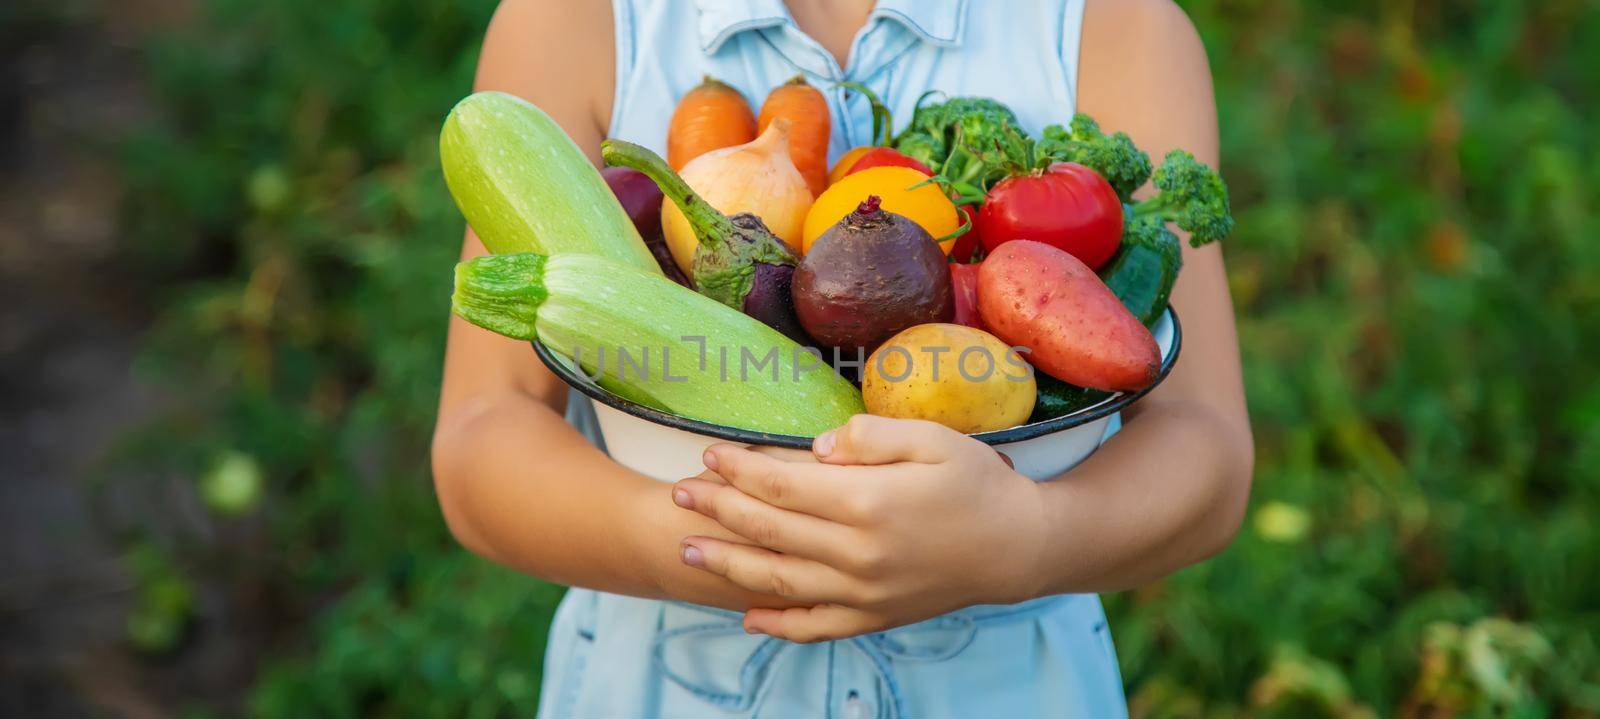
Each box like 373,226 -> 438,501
1127,149 -> 1234,247
1035,114 -> 1152,202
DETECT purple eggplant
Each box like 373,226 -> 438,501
600,139 -> 810,346
601,165 -> 691,287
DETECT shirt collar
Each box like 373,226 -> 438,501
694,0 -> 969,54
694,0 -> 790,54
870,0 -> 969,48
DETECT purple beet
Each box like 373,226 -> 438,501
792,196 -> 953,355
600,139 -> 812,346
601,165 -> 690,287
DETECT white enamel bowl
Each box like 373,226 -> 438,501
535,309 -> 1180,481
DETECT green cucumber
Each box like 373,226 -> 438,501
1100,217 -> 1183,327
453,252 -> 864,436
1030,373 -> 1111,424
440,92 -> 659,271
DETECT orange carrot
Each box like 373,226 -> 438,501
667,76 -> 758,171
758,75 -> 831,196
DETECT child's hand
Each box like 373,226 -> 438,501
671,415 -> 1047,643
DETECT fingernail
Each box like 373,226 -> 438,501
702,449 -> 720,472
681,542 -> 705,567
672,487 -> 694,509
814,430 -> 836,458
745,625 -> 765,635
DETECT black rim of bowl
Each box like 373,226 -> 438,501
533,309 -> 1182,449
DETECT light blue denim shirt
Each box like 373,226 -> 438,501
609,0 -> 1087,158
544,1 -> 1129,717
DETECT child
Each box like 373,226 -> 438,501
432,0 -> 1253,715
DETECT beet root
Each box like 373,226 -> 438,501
792,196 -> 953,355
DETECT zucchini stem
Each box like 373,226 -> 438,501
452,253 -> 549,341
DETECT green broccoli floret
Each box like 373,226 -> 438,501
906,96 -> 1020,139
892,96 -> 1028,189
1036,114 -> 1152,202
894,131 -> 946,174
950,99 -> 1021,139
1121,209 -> 1181,250
948,120 -> 1032,189
1129,149 -> 1233,246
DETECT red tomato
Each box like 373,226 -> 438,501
948,262 -> 987,332
976,162 -> 1123,270
845,147 -> 934,177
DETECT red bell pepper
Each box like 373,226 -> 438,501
948,261 -> 987,332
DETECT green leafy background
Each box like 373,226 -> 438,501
108,0 -> 1600,716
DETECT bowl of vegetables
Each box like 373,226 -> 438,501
532,309 -> 1179,481
439,86 -> 1229,483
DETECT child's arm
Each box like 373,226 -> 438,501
431,0 -> 794,612
668,0 -> 1254,642
1033,0 -> 1255,590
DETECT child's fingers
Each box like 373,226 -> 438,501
742,604 -> 887,644
672,478 -> 858,566
686,466 -> 729,485
679,537 -> 859,606
745,445 -> 819,464
813,415 -> 963,466
702,444 -> 856,520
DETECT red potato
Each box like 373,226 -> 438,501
977,240 -> 1159,392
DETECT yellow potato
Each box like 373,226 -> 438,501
863,323 -> 1037,434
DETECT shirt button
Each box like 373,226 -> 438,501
844,689 -> 871,719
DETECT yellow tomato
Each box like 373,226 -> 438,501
803,166 -> 961,254
826,146 -> 873,187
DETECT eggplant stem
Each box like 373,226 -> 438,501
601,139 -> 737,249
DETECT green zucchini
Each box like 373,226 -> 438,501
1030,373 -> 1111,424
440,92 -> 659,272
1100,216 -> 1183,327
453,252 -> 864,436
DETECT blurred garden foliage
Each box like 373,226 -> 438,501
114,0 -> 1599,716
